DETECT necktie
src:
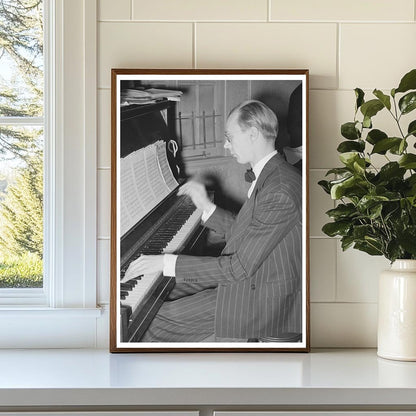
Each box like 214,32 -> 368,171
245,168 -> 256,183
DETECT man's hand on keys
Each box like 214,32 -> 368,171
122,255 -> 164,283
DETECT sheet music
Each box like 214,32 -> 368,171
156,141 -> 179,191
120,141 -> 179,236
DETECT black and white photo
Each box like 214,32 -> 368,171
110,69 -> 310,352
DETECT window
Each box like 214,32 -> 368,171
176,80 -> 225,159
0,0 -> 100,348
0,0 -> 44,290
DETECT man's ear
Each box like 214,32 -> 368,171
249,126 -> 260,142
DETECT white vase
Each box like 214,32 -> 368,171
378,259 -> 416,361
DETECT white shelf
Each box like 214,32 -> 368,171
0,348 -> 415,409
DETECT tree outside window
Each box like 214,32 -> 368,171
0,0 -> 43,288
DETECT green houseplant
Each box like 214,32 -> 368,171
319,69 -> 416,262
319,68 -> 416,361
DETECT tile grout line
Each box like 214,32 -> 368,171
336,22 -> 340,90
193,22 -> 197,68
333,230 -> 339,303
98,19 -> 415,24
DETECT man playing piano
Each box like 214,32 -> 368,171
125,100 -> 302,342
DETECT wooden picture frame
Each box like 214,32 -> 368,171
110,69 -> 310,352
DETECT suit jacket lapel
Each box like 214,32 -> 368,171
251,153 -> 282,198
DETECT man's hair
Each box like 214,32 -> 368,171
229,100 -> 278,141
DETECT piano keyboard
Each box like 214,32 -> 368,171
119,196 -> 202,340
120,272 -> 160,312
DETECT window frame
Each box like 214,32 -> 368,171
0,0 -> 100,348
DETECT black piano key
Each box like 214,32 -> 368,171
121,282 -> 134,291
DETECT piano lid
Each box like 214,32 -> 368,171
120,100 -> 176,158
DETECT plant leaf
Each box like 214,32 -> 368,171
322,221 -> 351,237
330,176 -> 356,199
399,154 -> 416,169
363,115 -> 372,129
395,69 -> 416,94
399,91 -> 416,115
390,139 -> 408,155
339,152 -> 362,167
371,137 -> 402,154
341,235 -> 355,251
386,240 -> 403,263
357,195 -> 389,212
369,203 -> 383,219
318,180 -> 331,194
326,203 -> 357,220
337,140 -> 365,153
354,241 -> 383,256
360,99 -> 384,119
325,167 -> 352,176
341,122 -> 360,140
378,162 -> 406,181
407,120 -> 416,137
355,88 -> 365,110
373,89 -> 391,110
398,226 -> 416,255
366,129 -> 387,145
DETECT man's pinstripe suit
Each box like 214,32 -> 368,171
142,153 -> 302,342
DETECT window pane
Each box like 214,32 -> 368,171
0,0 -> 44,291
0,126 -> 43,289
0,0 -> 44,117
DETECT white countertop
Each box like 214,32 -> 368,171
1,348 -> 416,408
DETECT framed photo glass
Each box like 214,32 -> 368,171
110,69 -> 310,352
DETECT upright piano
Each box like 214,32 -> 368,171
118,99 -> 206,343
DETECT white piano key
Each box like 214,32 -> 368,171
163,208 -> 202,253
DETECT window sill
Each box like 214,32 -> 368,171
0,307 -> 103,348
0,306 -> 102,316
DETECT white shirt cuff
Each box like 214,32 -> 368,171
163,254 -> 178,277
201,203 -> 216,222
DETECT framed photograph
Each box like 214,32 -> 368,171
110,69 -> 310,352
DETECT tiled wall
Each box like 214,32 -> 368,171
96,0 -> 416,347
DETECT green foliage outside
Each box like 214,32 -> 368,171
0,252 -> 42,288
0,0 -> 44,288
319,69 -> 416,263
0,155 -> 43,258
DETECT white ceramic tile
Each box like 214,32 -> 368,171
98,22 -> 193,89
271,0 -> 414,21
98,89 -> 111,168
340,24 -> 416,90
97,239 -> 110,304
310,239 -> 336,302
311,302 -> 377,347
309,90 -> 353,169
196,23 -> 338,89
132,0 -> 268,21
336,244 -> 390,302
98,169 -> 111,239
309,169 -> 334,237
98,0 -> 130,20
